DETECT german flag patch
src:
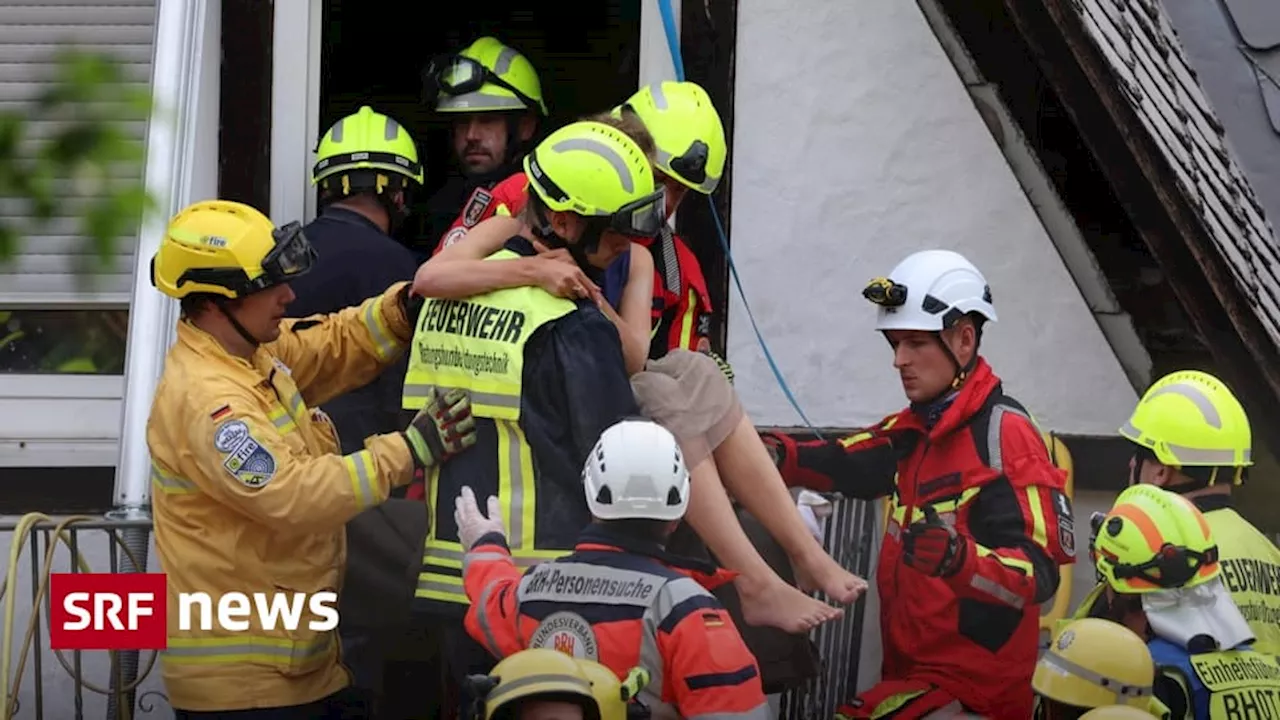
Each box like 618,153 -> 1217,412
210,405 -> 232,421
700,612 -> 725,628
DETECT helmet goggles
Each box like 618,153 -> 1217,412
1100,539 -> 1219,590
863,277 -> 909,307
424,54 -> 539,113
610,189 -> 667,238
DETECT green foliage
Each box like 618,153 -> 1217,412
0,48 -> 157,273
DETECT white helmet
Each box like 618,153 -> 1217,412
582,418 -> 690,522
863,249 -> 997,332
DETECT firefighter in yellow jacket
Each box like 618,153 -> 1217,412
147,199 -> 478,718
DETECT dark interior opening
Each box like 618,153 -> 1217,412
936,0 -> 1211,376
317,0 -> 643,257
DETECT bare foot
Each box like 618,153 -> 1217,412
791,550 -> 868,605
736,577 -> 843,633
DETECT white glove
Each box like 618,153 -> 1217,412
454,485 -> 506,551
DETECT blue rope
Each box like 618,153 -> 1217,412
655,0 -> 822,437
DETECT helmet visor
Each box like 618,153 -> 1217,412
261,222 -> 317,285
609,189 -> 666,238
426,54 -> 539,111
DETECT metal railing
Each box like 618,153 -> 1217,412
1,515 -> 169,720
3,503 -> 883,720
777,497 -> 880,720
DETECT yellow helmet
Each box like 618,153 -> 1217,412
431,37 -> 547,116
575,661 -> 649,720
618,81 -> 727,195
1119,370 -> 1252,483
313,105 -> 423,194
1093,484 -> 1219,594
150,200 -> 315,301
1033,618 -> 1155,710
477,649 -> 602,720
1078,706 -> 1160,719
523,121 -> 666,237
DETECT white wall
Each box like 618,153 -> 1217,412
726,0 -> 1139,435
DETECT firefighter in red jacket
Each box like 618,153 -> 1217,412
455,418 -> 771,720
762,249 -> 1077,720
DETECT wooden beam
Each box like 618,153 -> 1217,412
218,0 -> 274,214
679,0 -> 738,355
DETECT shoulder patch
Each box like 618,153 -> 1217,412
442,226 -> 467,249
462,187 -> 494,228
210,405 -> 232,421
216,424 -> 277,489
213,419 -> 250,452
529,611 -> 599,661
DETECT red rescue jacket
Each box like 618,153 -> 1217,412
767,359 -> 1076,719
461,525 -> 771,720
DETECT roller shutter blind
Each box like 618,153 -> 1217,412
0,0 -> 156,305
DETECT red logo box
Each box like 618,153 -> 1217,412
48,573 -> 168,650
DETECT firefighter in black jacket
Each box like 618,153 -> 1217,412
286,105 -> 428,718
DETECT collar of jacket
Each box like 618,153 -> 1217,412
318,205 -> 385,234
178,319 -> 277,389
574,524 -> 739,592
893,356 -> 1002,440
1191,492 -> 1232,513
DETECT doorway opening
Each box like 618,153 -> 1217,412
318,0 -> 643,256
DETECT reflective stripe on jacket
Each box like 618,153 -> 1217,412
463,525 -> 771,720
404,239 -> 640,615
147,283 -> 417,711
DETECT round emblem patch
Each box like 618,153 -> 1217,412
214,420 -> 250,452
529,611 -> 599,661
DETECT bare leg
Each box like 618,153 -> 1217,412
713,416 -> 868,604
684,456 -> 843,634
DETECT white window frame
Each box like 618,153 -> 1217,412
269,0 -> 682,225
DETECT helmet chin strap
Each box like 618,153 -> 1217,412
214,298 -> 263,348
905,329 -> 979,419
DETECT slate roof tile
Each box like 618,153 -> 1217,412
1072,0 -> 1280,351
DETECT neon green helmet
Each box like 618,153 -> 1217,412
433,37 -> 547,116
312,105 -> 423,198
1119,370 -> 1252,480
523,121 -> 666,237
618,81 -> 726,194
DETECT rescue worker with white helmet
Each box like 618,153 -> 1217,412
455,418 -> 772,720
763,249 -> 1077,718
1116,369 -> 1280,654
147,199 -> 478,718
1033,617 -> 1167,719
1072,483 -> 1278,719
422,36 -> 547,256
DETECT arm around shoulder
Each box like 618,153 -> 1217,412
269,281 -> 416,407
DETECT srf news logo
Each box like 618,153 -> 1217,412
49,574 -> 339,651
